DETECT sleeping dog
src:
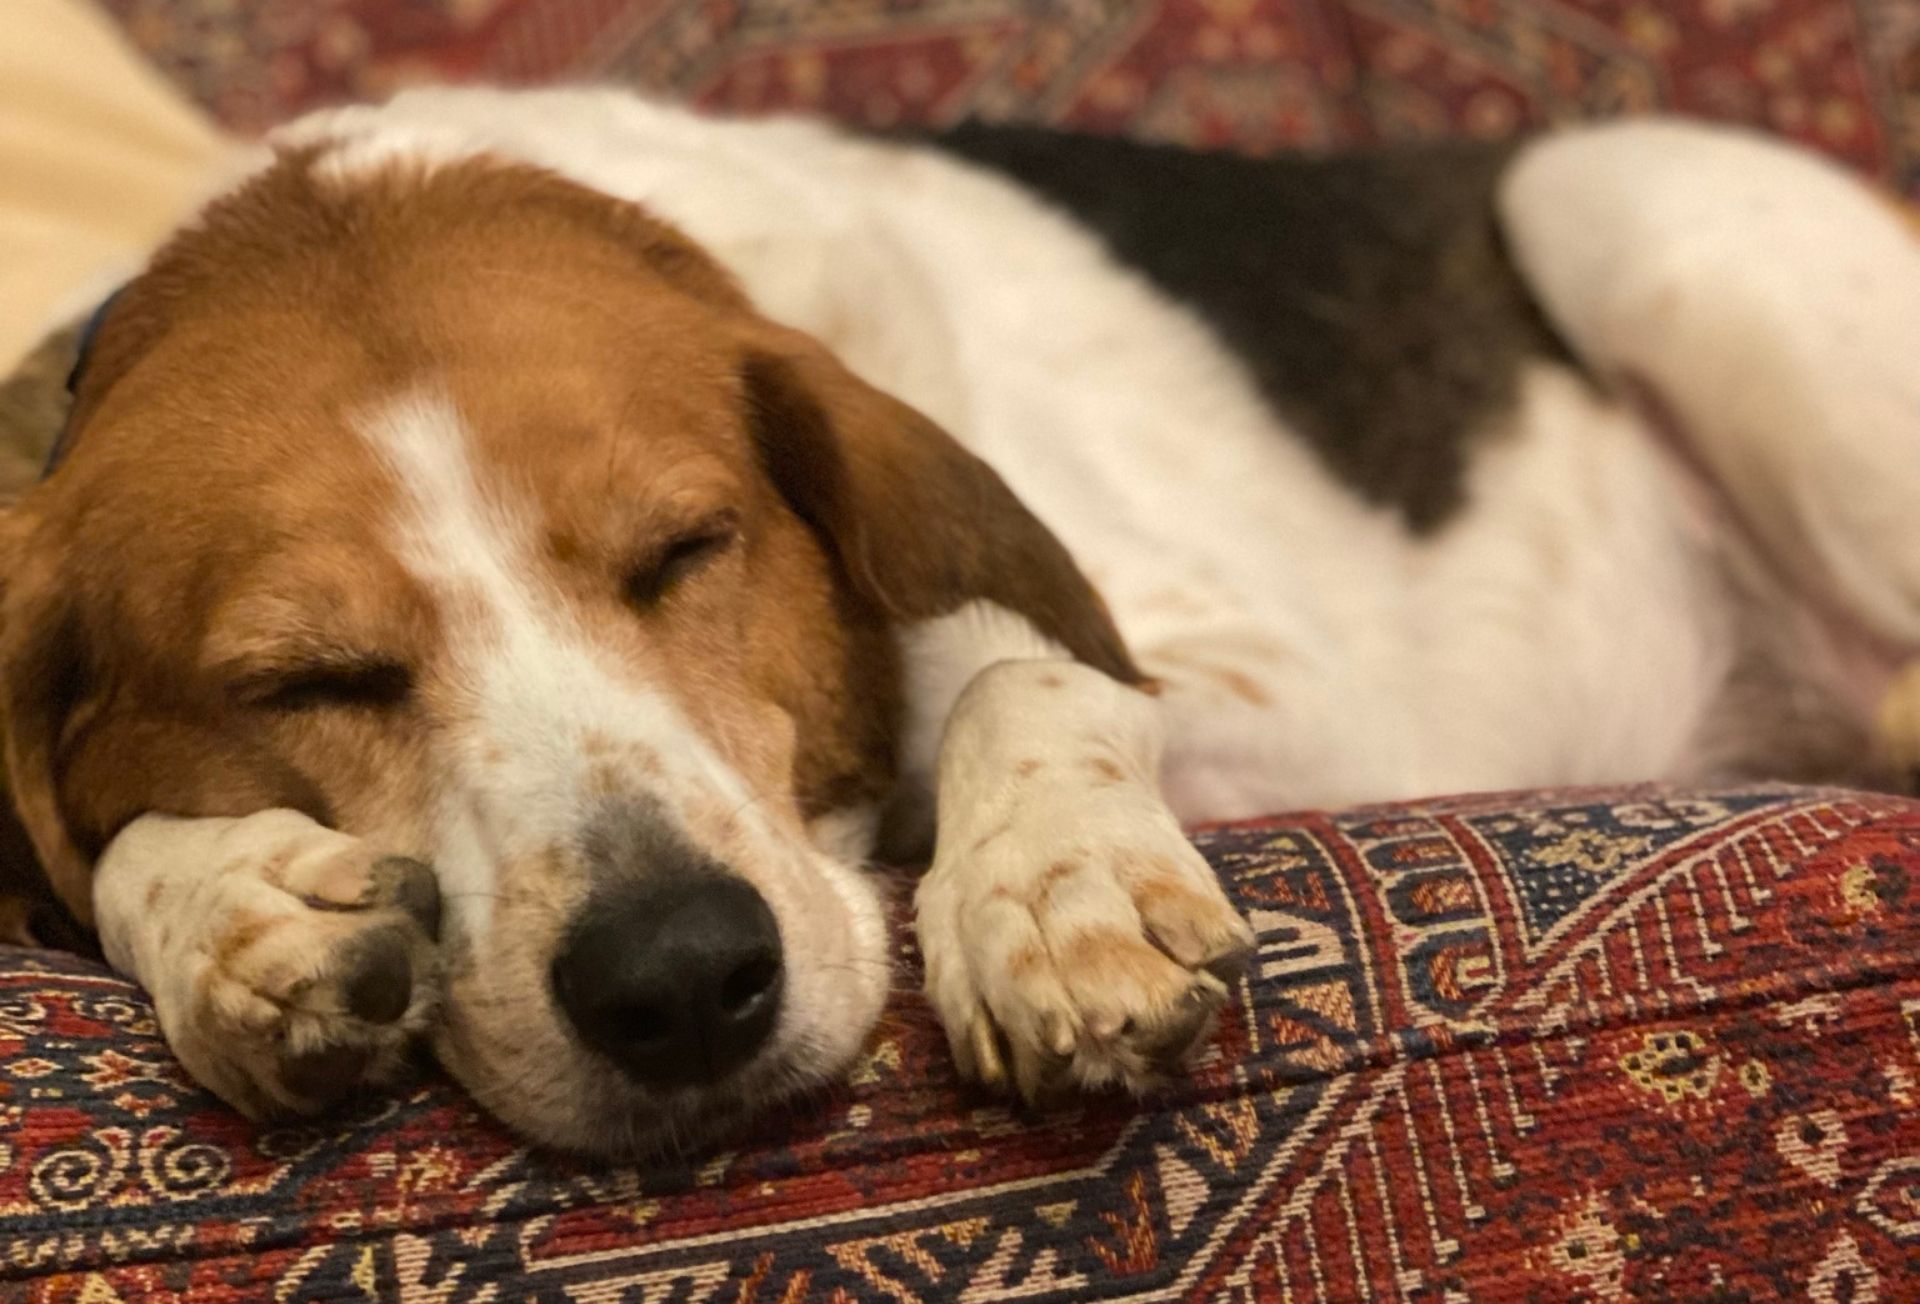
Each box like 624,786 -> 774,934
1,88 -> 1916,1156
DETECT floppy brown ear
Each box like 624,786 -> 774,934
0,508 -> 98,924
0,510 -> 335,929
739,322 -> 1144,686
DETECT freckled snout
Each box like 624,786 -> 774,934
550,803 -> 785,1087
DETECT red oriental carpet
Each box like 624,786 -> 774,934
99,0 -> 1920,196
14,6 -> 1920,1297
3,785 -> 1919,1299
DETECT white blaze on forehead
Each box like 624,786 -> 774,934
353,390 -> 751,938
268,110 -> 485,190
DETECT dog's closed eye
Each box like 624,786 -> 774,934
623,518 -> 737,608
245,660 -> 413,713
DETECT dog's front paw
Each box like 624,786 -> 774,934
99,811 -> 442,1119
916,815 -> 1252,1104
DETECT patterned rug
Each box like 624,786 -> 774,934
4,785 -> 1920,1300
100,0 -> 1920,193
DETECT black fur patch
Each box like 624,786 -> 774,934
920,123 -> 1571,532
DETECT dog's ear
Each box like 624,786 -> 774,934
0,507 -> 91,951
738,322 -> 1144,685
0,507 -> 332,928
0,508 -> 99,922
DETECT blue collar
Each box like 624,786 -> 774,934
45,288 -> 123,478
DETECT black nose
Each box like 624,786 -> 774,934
551,873 -> 784,1089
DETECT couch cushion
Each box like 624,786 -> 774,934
2,785 -> 1918,1299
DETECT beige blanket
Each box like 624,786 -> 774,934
0,0 -> 234,375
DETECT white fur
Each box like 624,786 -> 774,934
287,92 -> 1920,1110
94,809 -> 435,1116
356,390 -> 749,940
355,388 -> 890,1100
92,90 -> 1920,1131
914,657 -> 1252,1098
279,88 -> 1907,821
895,601 -> 1072,803
1500,120 -> 1920,650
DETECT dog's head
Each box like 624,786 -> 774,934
0,147 -> 1134,1153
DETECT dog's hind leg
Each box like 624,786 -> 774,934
1500,121 -> 1920,779
1499,120 -> 1920,648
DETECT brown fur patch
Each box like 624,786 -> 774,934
0,898 -> 38,947
1033,858 -> 1080,910
1056,927 -> 1172,993
1138,588 -> 1211,619
210,910 -> 288,975
1216,668 -> 1272,707
971,821 -> 1012,854
1148,647 -> 1275,707
0,147 -> 1142,935
1006,943 -> 1048,980
739,324 -> 1141,690
1131,873 -> 1221,923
